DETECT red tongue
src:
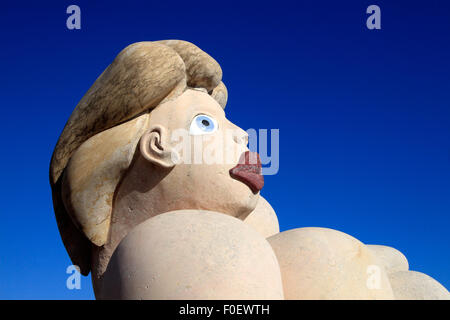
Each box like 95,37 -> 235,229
229,151 -> 264,193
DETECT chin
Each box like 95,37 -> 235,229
239,195 -> 259,219
222,178 -> 260,217
227,189 -> 259,219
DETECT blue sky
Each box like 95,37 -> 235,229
0,0 -> 448,299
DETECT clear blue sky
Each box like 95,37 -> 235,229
0,0 -> 448,299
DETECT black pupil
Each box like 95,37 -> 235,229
201,119 -> 210,126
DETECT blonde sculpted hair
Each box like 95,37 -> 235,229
50,41 -> 227,274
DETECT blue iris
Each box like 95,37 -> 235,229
195,115 -> 215,132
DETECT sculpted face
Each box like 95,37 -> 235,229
52,41 -> 449,301
52,41 -> 271,298
94,89 -> 268,298
118,89 -> 261,220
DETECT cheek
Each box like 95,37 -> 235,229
176,163 -> 257,198
174,164 -> 258,216
183,164 -> 240,192
196,133 -> 246,166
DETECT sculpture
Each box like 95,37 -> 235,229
50,40 -> 449,300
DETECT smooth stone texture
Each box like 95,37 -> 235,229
244,196 -> 279,238
50,42 -> 185,185
389,271 -> 450,300
62,114 -> 150,246
268,227 -> 394,300
367,245 -> 409,274
229,151 -> 264,193
88,89 -> 256,283
50,40 -> 224,185
50,41 -> 227,274
155,40 -> 222,92
211,81 -> 228,109
101,210 -> 284,300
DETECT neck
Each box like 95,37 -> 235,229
91,155 -> 172,297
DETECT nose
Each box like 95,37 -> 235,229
232,127 -> 248,146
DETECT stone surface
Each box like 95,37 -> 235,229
62,114 -> 150,246
91,89 -> 261,291
244,196 -> 279,238
100,210 -> 284,300
51,42 -> 184,185
268,227 -> 394,299
367,244 -> 409,274
50,41 -> 227,274
50,40 -> 224,185
229,151 -> 264,193
389,270 -> 450,300
211,81 -> 228,109
50,40 -> 449,299
155,40 -> 222,92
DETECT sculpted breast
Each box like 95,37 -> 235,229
100,210 -> 284,300
268,227 -> 395,300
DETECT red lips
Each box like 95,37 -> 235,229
229,151 -> 264,193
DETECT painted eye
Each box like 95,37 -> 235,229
189,114 -> 218,135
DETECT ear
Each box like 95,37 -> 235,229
139,125 -> 178,168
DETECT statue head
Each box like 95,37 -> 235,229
50,40 -> 263,277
